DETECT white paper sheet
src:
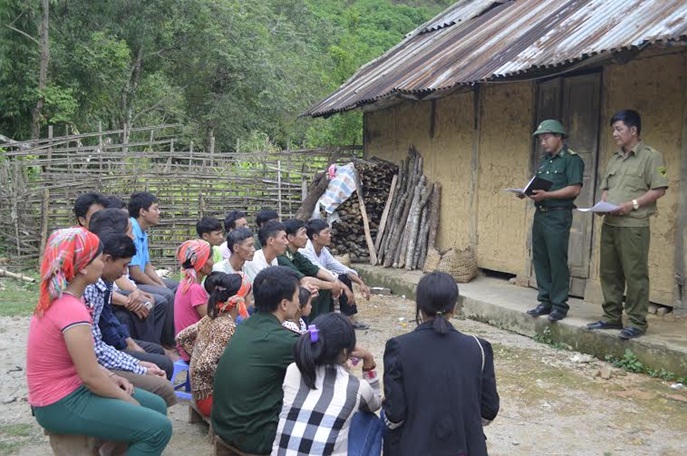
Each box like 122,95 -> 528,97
576,201 -> 620,213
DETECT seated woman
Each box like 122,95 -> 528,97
174,239 -> 214,360
27,227 -> 172,455
176,271 -> 251,417
272,312 -> 383,455
383,271 -> 500,456
282,286 -> 313,334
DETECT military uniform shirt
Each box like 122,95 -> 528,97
535,147 -> 584,208
601,141 -> 669,227
211,312 -> 298,454
277,248 -> 320,279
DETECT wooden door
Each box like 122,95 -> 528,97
561,74 -> 600,296
530,73 -> 601,297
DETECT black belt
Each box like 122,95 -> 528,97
536,206 -> 574,212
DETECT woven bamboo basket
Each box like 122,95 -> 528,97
437,247 -> 477,283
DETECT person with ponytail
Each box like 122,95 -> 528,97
176,271 -> 251,416
174,239 -> 215,360
272,312 -> 383,455
282,286 -> 313,334
382,271 -> 500,456
26,227 -> 172,455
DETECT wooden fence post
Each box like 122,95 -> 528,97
277,160 -> 282,219
38,126 -> 53,264
209,135 -> 215,168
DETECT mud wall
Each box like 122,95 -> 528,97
474,83 -> 534,274
364,50 -> 686,307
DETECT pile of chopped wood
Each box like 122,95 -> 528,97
328,159 -> 398,262
375,147 -> 440,270
296,149 -> 438,270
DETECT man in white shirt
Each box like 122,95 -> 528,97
214,227 -> 256,274
218,210 -> 249,259
243,221 -> 288,282
301,219 -> 371,329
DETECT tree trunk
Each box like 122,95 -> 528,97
123,46 -> 144,147
295,172 -> 328,221
31,0 -> 50,140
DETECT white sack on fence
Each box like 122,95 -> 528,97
317,163 -> 357,214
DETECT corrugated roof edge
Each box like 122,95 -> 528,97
303,38 -> 686,119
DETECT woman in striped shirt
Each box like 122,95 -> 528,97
272,312 -> 383,455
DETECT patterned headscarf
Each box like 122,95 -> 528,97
177,239 -> 212,294
37,227 -> 102,315
217,272 -> 252,319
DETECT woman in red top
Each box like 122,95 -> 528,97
26,227 -> 172,456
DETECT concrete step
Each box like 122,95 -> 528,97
355,264 -> 687,378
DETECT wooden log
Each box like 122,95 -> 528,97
399,176 -> 428,269
0,268 -> 36,282
295,172 -> 328,221
409,183 -> 433,270
379,153 -> 410,264
382,151 -> 417,267
415,196 -> 432,270
355,186 -> 378,265
374,173 -> 397,255
426,182 -> 442,250
388,150 -> 422,267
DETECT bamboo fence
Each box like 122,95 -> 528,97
0,125 -> 362,269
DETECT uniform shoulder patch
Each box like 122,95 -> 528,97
566,148 -> 577,155
658,166 -> 667,177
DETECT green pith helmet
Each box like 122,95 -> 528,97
532,119 -> 568,138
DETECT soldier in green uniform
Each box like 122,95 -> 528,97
523,120 -> 584,322
587,110 -> 668,339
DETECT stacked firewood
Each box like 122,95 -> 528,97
328,159 -> 398,262
375,147 -> 440,270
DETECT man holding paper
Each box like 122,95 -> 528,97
522,119 -> 584,322
587,110 -> 668,339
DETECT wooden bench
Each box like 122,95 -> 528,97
188,401 -> 214,442
45,430 -> 127,456
214,435 -> 250,456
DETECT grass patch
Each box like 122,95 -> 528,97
0,423 -> 37,455
0,423 -> 34,438
533,326 -> 569,350
0,276 -> 39,317
606,350 -> 687,383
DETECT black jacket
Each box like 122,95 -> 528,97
382,320 -> 499,456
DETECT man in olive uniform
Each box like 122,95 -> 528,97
587,110 -> 668,339
523,120 -> 584,322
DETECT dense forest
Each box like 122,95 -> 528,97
0,0 -> 452,151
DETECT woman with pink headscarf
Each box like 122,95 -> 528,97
174,239 -> 214,360
26,227 -> 172,455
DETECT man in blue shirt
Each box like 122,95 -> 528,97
127,192 -> 178,346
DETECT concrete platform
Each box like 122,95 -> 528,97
355,264 -> 687,378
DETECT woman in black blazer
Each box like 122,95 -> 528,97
383,272 -> 499,456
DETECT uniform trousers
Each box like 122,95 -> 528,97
599,224 -> 651,330
532,208 -> 573,313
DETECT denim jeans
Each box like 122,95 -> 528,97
348,411 -> 384,456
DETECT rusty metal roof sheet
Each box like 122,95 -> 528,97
306,0 -> 687,118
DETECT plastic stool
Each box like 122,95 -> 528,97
171,359 -> 192,400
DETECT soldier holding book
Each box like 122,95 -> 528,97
520,119 -> 584,322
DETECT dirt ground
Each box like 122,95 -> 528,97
2,293 -> 687,455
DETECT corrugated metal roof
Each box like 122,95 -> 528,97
305,0 -> 687,118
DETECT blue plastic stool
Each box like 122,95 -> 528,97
171,359 -> 192,400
